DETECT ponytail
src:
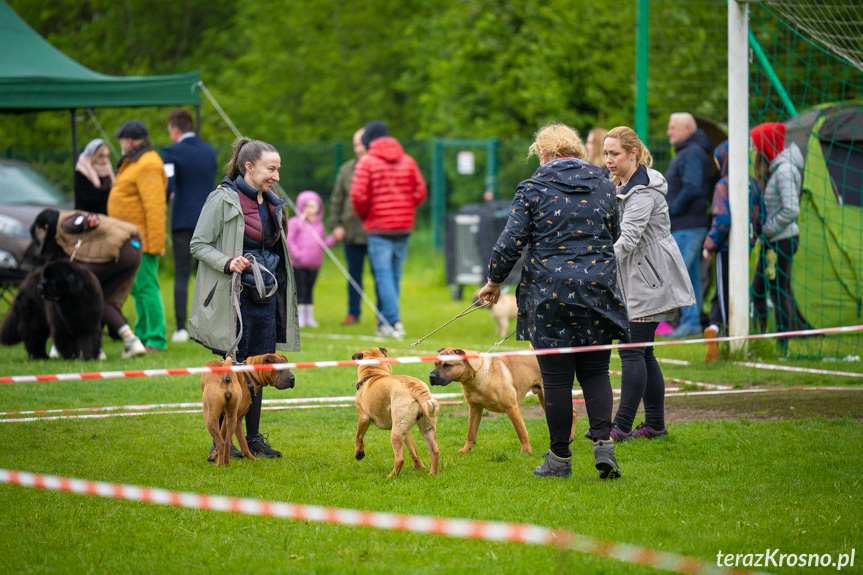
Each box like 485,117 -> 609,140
226,137 -> 277,178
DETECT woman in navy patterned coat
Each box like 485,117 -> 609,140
479,124 -> 628,480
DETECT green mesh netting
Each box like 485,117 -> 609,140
750,2 -> 863,358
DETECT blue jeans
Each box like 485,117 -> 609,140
344,243 -> 368,318
367,234 -> 409,325
671,227 -> 707,330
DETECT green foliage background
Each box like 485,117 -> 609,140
0,0 -> 731,204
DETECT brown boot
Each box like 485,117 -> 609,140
704,327 -> 719,363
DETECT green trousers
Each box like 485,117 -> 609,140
131,253 -> 167,350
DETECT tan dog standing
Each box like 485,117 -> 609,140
201,353 -> 295,467
474,291 -> 518,337
429,348 -> 576,454
352,347 -> 440,478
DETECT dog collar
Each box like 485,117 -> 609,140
354,376 -> 373,390
242,372 -> 257,398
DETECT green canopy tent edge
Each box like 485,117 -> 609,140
0,0 -> 201,158
0,75 -> 202,112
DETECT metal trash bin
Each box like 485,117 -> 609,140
444,201 -> 521,300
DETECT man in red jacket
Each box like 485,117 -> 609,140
350,121 -> 427,337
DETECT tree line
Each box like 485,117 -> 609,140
2,0 -> 731,197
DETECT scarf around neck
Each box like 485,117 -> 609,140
116,140 -> 154,171
76,150 -> 115,189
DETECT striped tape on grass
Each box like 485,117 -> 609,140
0,469 -> 772,575
0,389 -> 695,423
1,324 -> 860,385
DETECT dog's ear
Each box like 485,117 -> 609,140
453,349 -> 465,356
264,353 -> 286,364
437,347 -> 446,353
466,355 -> 484,371
351,352 -> 364,361
378,347 -> 388,357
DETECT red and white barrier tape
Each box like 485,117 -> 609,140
657,358 -> 692,366
0,389 -> 693,423
0,468 -> 771,575
0,393 -> 463,417
4,324 -> 859,385
7,385 -> 861,424
666,378 -> 732,390
659,357 -> 863,380
732,361 -> 863,378
663,386 -> 858,398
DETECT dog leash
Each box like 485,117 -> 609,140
225,272 -> 244,361
485,329 -> 517,353
390,301 -> 490,358
224,254 -> 276,361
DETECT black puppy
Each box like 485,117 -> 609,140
0,269 -> 51,359
38,260 -> 104,360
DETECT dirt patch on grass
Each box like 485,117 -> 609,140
665,390 -> 863,422
445,390 -> 863,423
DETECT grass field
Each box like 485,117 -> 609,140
0,229 -> 861,574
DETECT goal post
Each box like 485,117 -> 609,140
727,0 -> 750,353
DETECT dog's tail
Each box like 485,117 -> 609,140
425,397 -> 440,419
409,383 -> 439,420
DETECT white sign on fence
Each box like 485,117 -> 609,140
457,151 -> 475,175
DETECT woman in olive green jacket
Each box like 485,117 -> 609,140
189,138 -> 299,460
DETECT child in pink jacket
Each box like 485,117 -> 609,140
287,190 -> 338,327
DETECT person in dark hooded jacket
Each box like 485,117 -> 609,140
664,113 -> 713,338
478,123 -> 627,481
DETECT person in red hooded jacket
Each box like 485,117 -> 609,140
350,121 -> 427,338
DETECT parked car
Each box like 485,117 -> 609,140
0,160 -> 71,271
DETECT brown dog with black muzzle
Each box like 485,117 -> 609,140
429,347 -> 575,454
352,347 -> 440,478
201,353 -> 295,466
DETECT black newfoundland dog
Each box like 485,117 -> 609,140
0,259 -> 103,360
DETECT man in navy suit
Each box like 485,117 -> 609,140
161,109 -> 218,343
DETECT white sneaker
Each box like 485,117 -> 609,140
49,344 -> 60,358
171,329 -> 189,343
375,324 -> 396,337
122,338 -> 147,358
98,348 -> 107,361
393,321 -> 406,338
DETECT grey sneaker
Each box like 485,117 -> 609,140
533,450 -> 572,478
593,438 -> 621,479
208,441 -> 244,460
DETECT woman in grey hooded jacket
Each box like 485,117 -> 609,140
750,122 -> 804,341
603,126 -> 695,441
